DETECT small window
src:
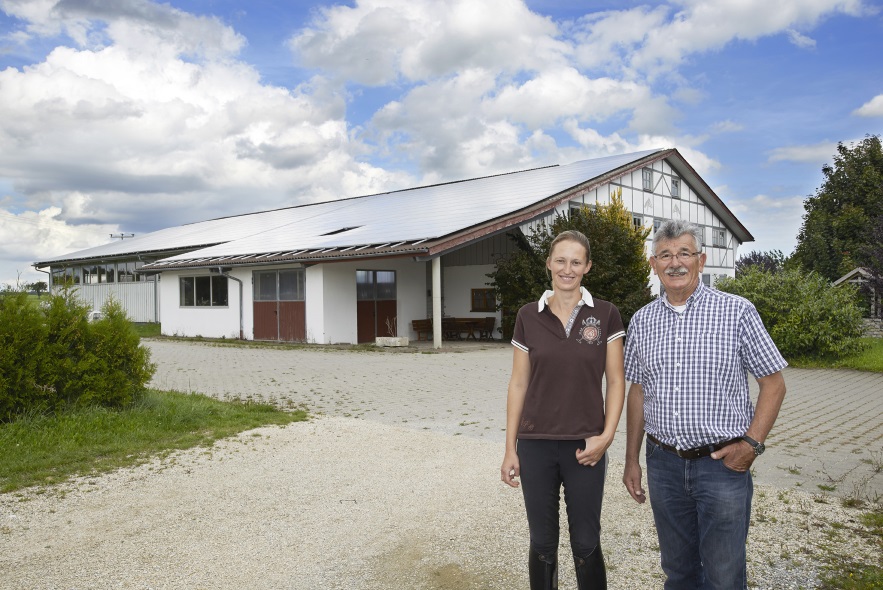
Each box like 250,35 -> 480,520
632,215 -> 644,231
279,270 -> 305,301
653,219 -> 662,234
712,228 -> 726,247
471,289 -> 496,312
642,168 -> 653,191
702,274 -> 711,286
180,275 -> 228,307
671,178 -> 680,198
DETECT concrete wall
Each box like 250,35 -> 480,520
310,258 -> 428,344
160,268 -> 245,339
442,263 -> 498,319
862,318 -> 883,338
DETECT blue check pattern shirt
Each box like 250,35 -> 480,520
624,281 -> 787,450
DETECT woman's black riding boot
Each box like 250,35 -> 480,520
528,547 -> 558,590
573,545 -> 607,590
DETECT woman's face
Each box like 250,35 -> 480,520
547,239 -> 591,292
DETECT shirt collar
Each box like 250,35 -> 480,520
660,280 -> 707,311
537,286 -> 594,312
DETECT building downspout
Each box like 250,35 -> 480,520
220,268 -> 244,340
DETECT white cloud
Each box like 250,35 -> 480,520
0,0 -> 872,284
0,205 -> 118,285
568,0 -> 867,77
0,0 -> 419,284
727,194 -> 806,255
0,0 -> 245,58
288,0 -> 568,85
768,141 -> 839,163
853,94 -> 883,117
710,120 -> 744,133
786,28 -> 816,49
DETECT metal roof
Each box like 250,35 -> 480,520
35,149 -> 752,271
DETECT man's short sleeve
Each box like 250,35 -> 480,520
623,314 -> 643,384
740,303 -> 787,378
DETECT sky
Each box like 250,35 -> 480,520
1,0 -> 882,287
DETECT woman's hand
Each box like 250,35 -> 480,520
575,434 -> 610,466
501,450 -> 521,488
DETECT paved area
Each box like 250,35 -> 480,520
146,339 -> 883,502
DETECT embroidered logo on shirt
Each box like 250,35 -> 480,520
576,316 -> 602,345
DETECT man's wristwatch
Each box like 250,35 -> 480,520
741,435 -> 765,456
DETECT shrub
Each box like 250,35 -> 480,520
0,291 -> 50,419
0,287 -> 156,421
715,267 -> 866,360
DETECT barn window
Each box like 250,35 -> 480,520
180,275 -> 228,307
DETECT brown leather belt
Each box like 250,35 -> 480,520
646,434 -> 742,460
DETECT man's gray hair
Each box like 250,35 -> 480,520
652,220 -> 703,255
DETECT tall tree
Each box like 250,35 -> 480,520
489,189 -> 652,338
792,135 -> 883,281
28,281 -> 48,298
859,214 -> 883,317
736,250 -> 787,275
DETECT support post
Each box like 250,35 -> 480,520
432,257 -> 442,349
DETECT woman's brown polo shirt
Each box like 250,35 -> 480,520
511,289 -> 625,440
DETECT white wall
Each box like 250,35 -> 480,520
443,263 -> 498,319
160,269 -> 244,339
307,259 -> 428,344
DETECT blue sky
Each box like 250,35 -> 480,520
1,0 -> 881,285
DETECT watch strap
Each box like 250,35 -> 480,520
741,435 -> 764,455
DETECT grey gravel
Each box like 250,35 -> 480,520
1,341 -> 880,589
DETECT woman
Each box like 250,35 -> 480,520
500,230 -> 625,590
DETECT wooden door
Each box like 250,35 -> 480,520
253,269 -> 306,342
356,270 -> 397,343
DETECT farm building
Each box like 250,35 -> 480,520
34,148 -> 752,346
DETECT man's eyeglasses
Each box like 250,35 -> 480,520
654,252 -> 701,263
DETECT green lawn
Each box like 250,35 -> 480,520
788,338 -> 883,372
0,390 -> 307,493
132,322 -> 162,338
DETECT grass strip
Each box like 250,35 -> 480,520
788,338 -> 883,372
0,389 -> 307,493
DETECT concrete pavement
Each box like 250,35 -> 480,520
145,339 -> 883,502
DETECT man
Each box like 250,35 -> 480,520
622,219 -> 787,589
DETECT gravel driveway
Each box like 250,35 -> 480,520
1,340 -> 880,589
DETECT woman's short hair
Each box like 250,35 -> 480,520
652,220 -> 703,254
548,230 -> 591,262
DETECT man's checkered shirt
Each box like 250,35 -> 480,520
624,281 -> 787,449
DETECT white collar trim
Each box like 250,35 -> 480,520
538,286 -> 594,312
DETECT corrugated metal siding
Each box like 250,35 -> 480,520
441,231 -> 521,267
71,282 -> 159,323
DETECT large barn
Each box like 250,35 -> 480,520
34,148 -> 752,346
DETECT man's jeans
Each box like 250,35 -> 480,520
646,437 -> 752,590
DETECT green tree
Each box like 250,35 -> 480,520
858,214 -> 883,317
736,250 -> 787,275
716,267 -> 865,359
792,135 -> 883,281
28,281 -> 48,297
489,190 -> 652,338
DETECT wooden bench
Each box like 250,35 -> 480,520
411,319 -> 433,341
